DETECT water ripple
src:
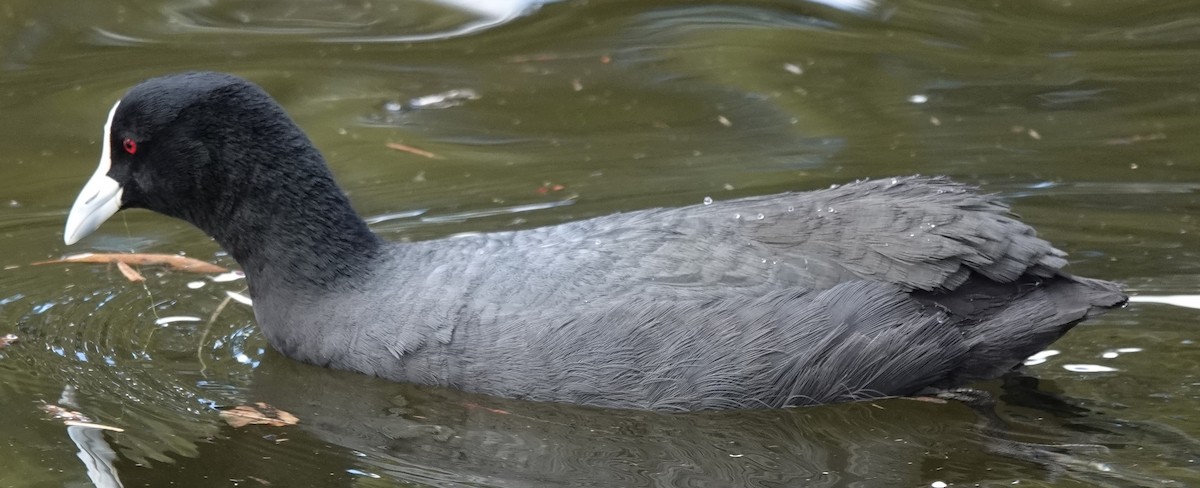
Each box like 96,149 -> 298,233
86,0 -> 563,44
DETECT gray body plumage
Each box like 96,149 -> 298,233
253,176 -> 1125,411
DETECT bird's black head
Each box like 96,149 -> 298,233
65,71 -> 306,244
64,72 -> 380,288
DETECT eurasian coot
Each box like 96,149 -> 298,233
63,72 -> 1125,411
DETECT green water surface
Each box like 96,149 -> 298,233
0,1 -> 1197,486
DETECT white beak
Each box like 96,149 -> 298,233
64,102 -> 123,245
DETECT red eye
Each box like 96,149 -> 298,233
123,138 -> 137,155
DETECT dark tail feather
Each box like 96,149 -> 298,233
942,275 -> 1126,388
1063,274 -> 1128,318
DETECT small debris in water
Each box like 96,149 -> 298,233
154,316 -> 202,326
463,402 -> 510,415
703,196 -> 713,205
219,402 -> 299,428
187,281 -> 206,289
116,261 -> 144,282
931,482 -> 947,488
536,183 -> 566,195
783,63 -> 803,75
571,78 -> 583,91
385,142 -> 441,159
717,115 -> 732,127
1028,128 -> 1041,140
908,94 -> 928,104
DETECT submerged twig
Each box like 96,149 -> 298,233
115,261 -> 145,282
34,253 -> 227,274
197,295 -> 234,376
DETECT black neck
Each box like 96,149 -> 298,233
187,144 -> 382,294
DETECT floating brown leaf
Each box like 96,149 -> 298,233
385,142 -> 441,159
0,334 -> 16,349
220,402 -> 299,428
34,253 -> 227,274
116,261 -> 145,282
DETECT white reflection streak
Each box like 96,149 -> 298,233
333,0 -> 553,43
139,0 -> 555,43
434,0 -> 545,19
1129,295 -> 1200,310
67,425 -> 124,488
58,384 -> 124,487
